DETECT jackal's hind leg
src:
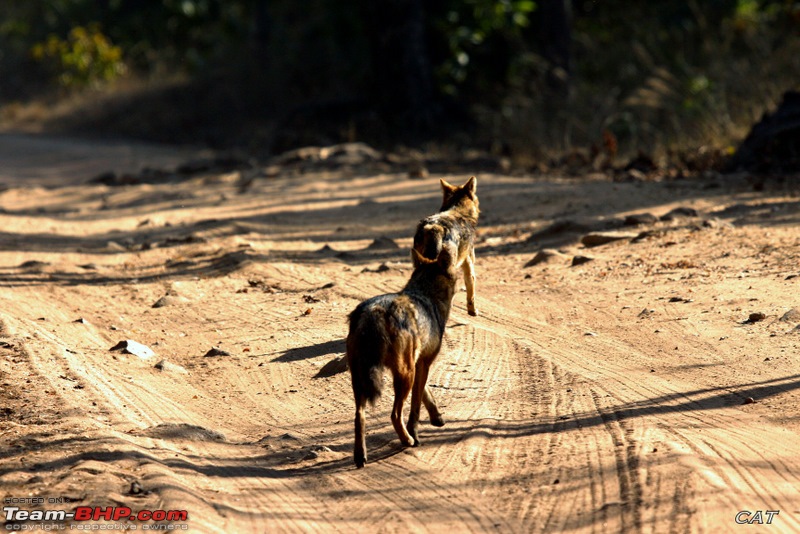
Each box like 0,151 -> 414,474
408,358 -> 443,444
353,397 -> 368,468
463,248 -> 477,316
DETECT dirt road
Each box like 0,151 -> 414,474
1,134 -> 799,532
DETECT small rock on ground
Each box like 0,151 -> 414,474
525,249 -> 568,267
581,232 -> 638,248
204,347 -> 231,357
109,340 -> 155,360
660,207 -> 699,221
152,294 -> 190,308
623,213 -> 658,226
154,359 -> 189,375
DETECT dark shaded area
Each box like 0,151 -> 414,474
313,355 -> 349,378
535,0 -> 572,94
1,1 -> 798,163
728,90 -> 800,174
360,0 -> 437,131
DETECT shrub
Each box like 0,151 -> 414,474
31,24 -> 125,88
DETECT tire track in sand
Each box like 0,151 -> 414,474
466,291 -> 800,532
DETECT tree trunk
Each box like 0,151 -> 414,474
536,0 -> 573,95
360,0 -> 439,131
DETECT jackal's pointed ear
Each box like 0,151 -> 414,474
440,178 -> 457,193
440,178 -> 457,206
463,176 -> 477,195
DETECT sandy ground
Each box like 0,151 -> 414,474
1,134 -> 799,533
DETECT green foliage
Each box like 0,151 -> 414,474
432,0 -> 537,97
489,0 -> 800,159
2,0 -> 249,79
1,0 -> 799,159
104,0 -> 249,71
31,25 -> 125,88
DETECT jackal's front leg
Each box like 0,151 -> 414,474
423,385 -> 444,427
391,372 -> 416,447
407,358 -> 443,444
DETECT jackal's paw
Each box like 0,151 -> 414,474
468,307 -> 478,317
400,436 -> 416,447
354,453 -> 367,468
430,414 -> 445,427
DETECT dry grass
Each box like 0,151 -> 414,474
484,7 -> 800,165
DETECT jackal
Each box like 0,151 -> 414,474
346,246 -> 458,468
413,176 -> 480,316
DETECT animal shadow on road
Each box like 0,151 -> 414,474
272,339 -> 345,363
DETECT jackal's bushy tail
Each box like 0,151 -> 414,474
347,306 -> 387,405
415,222 -> 444,261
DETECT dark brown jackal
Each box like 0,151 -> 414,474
413,176 -> 480,316
346,246 -> 458,468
